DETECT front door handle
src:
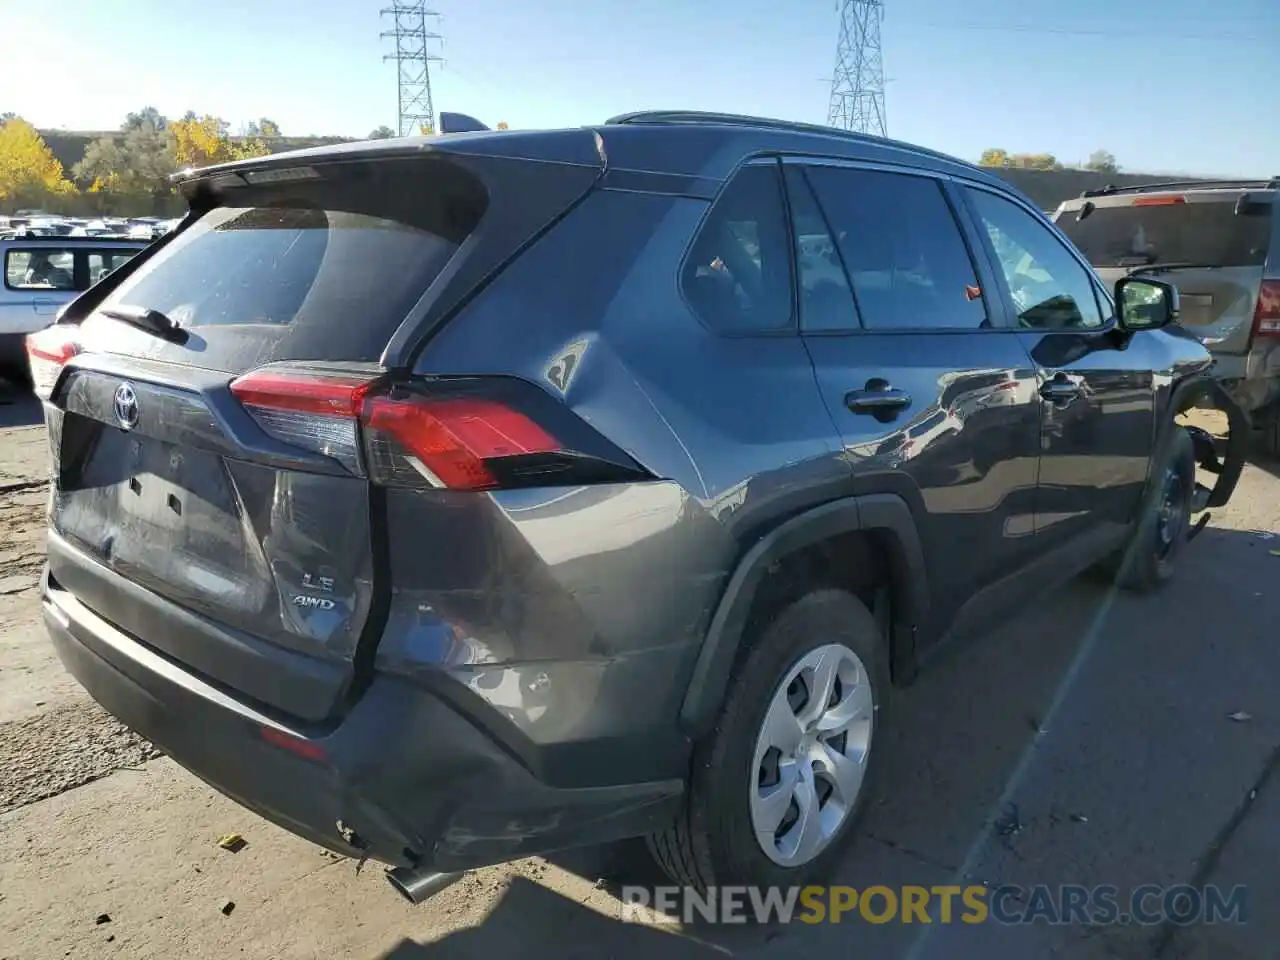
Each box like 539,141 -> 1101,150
846,379 -> 912,419
1039,375 -> 1082,404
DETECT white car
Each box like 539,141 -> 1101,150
1,237 -> 146,381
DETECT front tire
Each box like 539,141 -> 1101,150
1112,427 -> 1195,592
649,589 -> 885,892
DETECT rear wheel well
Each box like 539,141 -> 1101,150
737,529 -> 898,679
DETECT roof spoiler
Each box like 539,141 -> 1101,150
437,112 -> 490,134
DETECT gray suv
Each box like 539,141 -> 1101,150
1053,179 -> 1280,455
33,112 -> 1245,902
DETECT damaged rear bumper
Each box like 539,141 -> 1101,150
42,571 -> 683,872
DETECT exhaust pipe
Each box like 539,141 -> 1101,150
386,866 -> 462,905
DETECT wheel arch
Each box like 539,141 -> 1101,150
678,493 -> 929,739
1157,373 -> 1248,510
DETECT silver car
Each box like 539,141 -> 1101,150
1053,178 -> 1280,454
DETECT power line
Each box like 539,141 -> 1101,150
828,0 -> 887,136
381,2 -> 445,136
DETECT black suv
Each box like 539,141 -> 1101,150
32,112 -> 1246,901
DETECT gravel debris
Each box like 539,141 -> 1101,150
0,700 -> 161,812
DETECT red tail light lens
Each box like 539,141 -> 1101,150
230,369 -> 377,474
228,368 -> 636,492
362,393 -> 559,490
25,325 -> 82,401
1131,195 -> 1186,206
1255,280 -> 1280,337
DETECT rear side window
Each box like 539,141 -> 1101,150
804,167 -> 988,331
1057,199 -> 1273,268
93,157 -> 487,370
5,248 -> 76,291
682,163 -> 793,333
784,166 -> 858,332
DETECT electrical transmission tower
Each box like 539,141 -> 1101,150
827,0 -> 887,136
381,2 -> 444,136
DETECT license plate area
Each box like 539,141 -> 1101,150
53,421 -> 271,615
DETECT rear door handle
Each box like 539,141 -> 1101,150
1039,375 -> 1082,404
846,380 -> 912,418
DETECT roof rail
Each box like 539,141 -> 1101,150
1080,177 -> 1280,198
607,110 -> 865,139
605,110 -> 977,170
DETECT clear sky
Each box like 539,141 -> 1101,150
2,0 -> 1276,175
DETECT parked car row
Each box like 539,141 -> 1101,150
27,111 -> 1246,904
0,212 -> 179,242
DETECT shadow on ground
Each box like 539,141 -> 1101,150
371,521 -> 1280,960
0,381 -> 40,428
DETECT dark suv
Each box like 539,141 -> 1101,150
32,112 -> 1245,902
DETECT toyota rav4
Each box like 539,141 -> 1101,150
31,111 -> 1246,902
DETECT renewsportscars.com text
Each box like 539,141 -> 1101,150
620,884 -> 1249,926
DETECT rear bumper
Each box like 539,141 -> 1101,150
43,571 -> 683,871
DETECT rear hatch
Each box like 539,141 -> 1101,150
36,152 -> 501,722
1056,191 -> 1274,354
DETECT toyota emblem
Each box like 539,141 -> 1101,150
113,383 -> 139,430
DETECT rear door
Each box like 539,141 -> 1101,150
788,161 -> 1043,641
966,185 -> 1156,552
42,155 -> 490,720
1055,192 -> 1274,355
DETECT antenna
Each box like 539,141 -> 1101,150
827,0 -> 887,136
381,2 -> 445,136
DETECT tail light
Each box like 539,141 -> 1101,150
1131,195 -> 1186,207
229,367 -> 648,491
1254,280 -> 1280,337
25,325 -> 81,401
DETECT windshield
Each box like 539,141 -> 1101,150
1057,200 -> 1272,268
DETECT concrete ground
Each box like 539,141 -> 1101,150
1,385 -> 1278,959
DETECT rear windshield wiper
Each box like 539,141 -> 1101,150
1123,262 -> 1223,276
100,305 -> 188,344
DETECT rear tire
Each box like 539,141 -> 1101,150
1110,427 -> 1195,593
648,589 -> 885,892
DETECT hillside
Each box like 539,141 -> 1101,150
39,130 -> 354,176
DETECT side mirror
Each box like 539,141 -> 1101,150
1115,276 -> 1179,331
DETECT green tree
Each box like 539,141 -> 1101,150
979,148 -> 1009,167
258,118 -> 281,137
123,106 -> 167,133
74,110 -> 176,213
368,125 -> 396,139
1086,149 -> 1119,174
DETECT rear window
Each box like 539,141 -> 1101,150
90,157 -> 487,370
1057,199 -> 1273,268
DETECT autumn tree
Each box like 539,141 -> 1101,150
979,148 -> 1009,167
1086,149 -> 1118,174
171,115 -> 268,168
245,117 -> 282,138
0,116 -> 76,211
368,125 -> 396,139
